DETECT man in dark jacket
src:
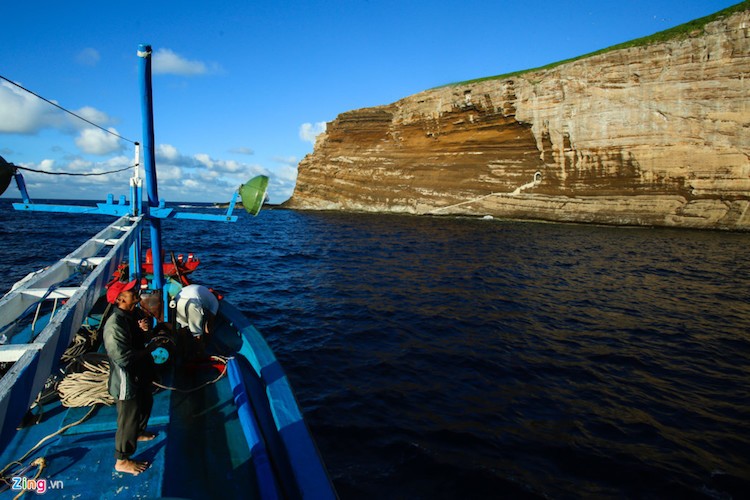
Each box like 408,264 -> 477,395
103,280 -> 156,475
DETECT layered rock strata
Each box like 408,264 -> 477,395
287,9 -> 750,230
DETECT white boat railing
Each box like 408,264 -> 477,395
0,215 -> 143,450
0,217 -> 141,334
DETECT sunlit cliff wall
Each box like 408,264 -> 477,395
287,9 -> 750,230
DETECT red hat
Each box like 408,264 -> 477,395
106,279 -> 138,304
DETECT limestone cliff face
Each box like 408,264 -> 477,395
287,9 -> 750,230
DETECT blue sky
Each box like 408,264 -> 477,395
0,0 -> 740,203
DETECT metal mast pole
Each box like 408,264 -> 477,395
137,44 -> 165,293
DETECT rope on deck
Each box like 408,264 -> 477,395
0,407 -> 97,489
9,458 -> 45,500
58,354 -> 115,407
152,355 -> 229,393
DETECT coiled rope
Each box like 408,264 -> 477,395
58,354 -> 114,407
59,316 -> 105,364
60,330 -> 93,364
58,352 -> 230,404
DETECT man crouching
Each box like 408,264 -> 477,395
103,280 -> 157,475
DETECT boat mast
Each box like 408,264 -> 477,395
128,142 -> 143,282
137,44 -> 165,296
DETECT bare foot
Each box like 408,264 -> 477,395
115,459 -> 149,475
137,431 -> 157,442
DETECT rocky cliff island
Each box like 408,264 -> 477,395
286,5 -> 750,230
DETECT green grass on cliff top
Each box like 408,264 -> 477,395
442,1 -> 749,87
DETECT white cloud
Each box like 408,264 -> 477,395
271,165 -> 298,188
194,153 -> 213,167
0,80 -> 125,159
153,48 -> 213,76
0,80 -> 62,133
162,147 -> 253,175
1,143 -> 292,204
157,144 -> 180,161
151,144 -> 271,200
2,155 -> 135,199
75,127 -> 123,155
200,169 -> 221,180
263,159 -> 299,204
75,106 -> 111,127
156,164 -> 184,181
211,159 -> 244,173
230,147 -> 254,155
38,159 -> 55,172
299,122 -> 326,144
76,48 -> 100,66
272,155 -> 298,167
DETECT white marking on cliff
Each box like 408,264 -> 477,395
511,171 -> 543,195
738,201 -> 750,225
429,172 -> 542,213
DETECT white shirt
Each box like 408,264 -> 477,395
174,284 -> 219,336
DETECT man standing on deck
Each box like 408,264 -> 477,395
103,279 -> 157,476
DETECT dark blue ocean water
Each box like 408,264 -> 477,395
1,199 -> 750,499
